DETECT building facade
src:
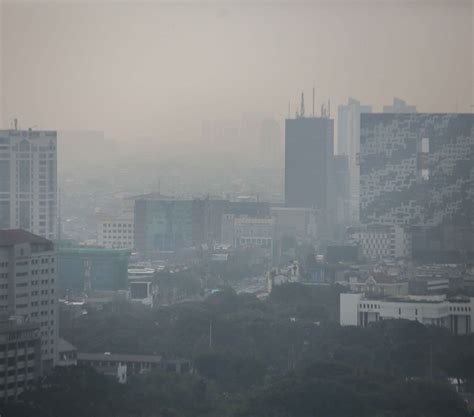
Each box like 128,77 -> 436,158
0,129 -> 58,240
347,225 -> 411,260
285,116 -> 334,214
337,98 -> 372,223
97,213 -> 134,249
0,319 -> 41,402
360,113 -> 473,261
0,230 -> 58,370
221,215 -> 274,252
340,293 -> 474,335
134,194 -> 194,257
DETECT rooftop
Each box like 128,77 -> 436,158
0,229 -> 52,247
78,352 -> 163,363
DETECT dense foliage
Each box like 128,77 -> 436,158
9,285 -> 473,416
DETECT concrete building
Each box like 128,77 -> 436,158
0,318 -> 41,402
337,98 -> 372,223
57,338 -> 77,367
270,206 -> 318,242
340,293 -> 474,335
347,225 -> 411,260
0,229 -> 58,370
360,113 -> 473,261
382,97 -> 417,113
284,115 -> 334,217
97,212 -> 134,249
221,215 -> 274,253
0,129 -> 58,240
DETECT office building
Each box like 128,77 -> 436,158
221,215 -> 274,253
0,129 -> 58,240
360,113 -> 473,261
97,212 -> 134,249
382,97 -> 417,113
0,318 -> 41,402
134,193 -> 194,257
0,229 -> 58,370
285,116 -> 334,214
337,98 -> 372,223
340,293 -> 474,335
347,225 -> 411,260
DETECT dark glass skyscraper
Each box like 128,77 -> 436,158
284,117 -> 334,214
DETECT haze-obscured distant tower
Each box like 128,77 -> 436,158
285,95 -> 334,223
260,118 -> 281,167
0,128 -> 58,240
383,98 -> 417,113
337,98 -> 372,224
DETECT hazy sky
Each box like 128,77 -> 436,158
1,0 -> 472,144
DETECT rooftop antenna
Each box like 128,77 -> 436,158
321,103 -> 325,118
288,101 -> 290,119
300,92 -> 305,118
328,99 -> 331,118
312,87 -> 315,117
13,118 -> 18,130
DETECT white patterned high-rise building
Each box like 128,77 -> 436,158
0,129 -> 58,240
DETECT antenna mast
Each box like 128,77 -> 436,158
300,92 -> 305,118
312,87 -> 315,117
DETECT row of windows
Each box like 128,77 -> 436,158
450,306 -> 471,312
102,223 -> 133,228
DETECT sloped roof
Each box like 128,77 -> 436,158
0,229 -> 52,246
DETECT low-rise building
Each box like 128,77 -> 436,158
57,338 -> 77,367
128,267 -> 157,307
340,293 -> 474,335
77,352 -> 190,383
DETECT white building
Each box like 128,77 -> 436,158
97,213 -> 134,249
0,229 -> 58,371
340,293 -> 473,335
128,267 -> 157,307
0,129 -> 58,240
347,225 -> 411,260
221,215 -> 274,252
337,98 -> 372,224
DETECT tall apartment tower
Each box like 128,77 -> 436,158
285,115 -> 334,219
0,229 -> 58,371
337,98 -> 372,224
0,129 -> 58,240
